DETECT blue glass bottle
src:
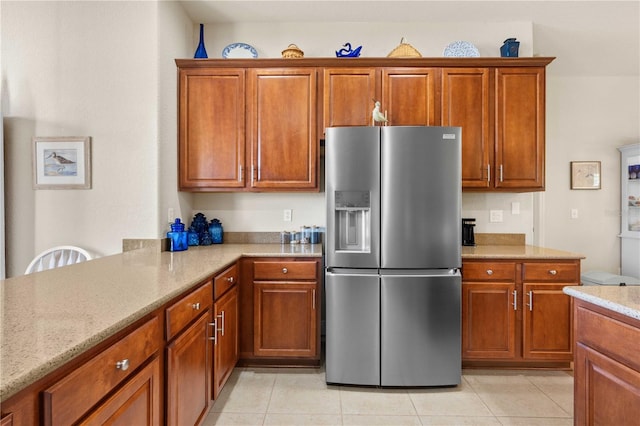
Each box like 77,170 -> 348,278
167,218 -> 188,252
194,23 -> 208,59
210,219 -> 223,244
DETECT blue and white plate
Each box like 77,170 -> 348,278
222,43 -> 258,58
443,41 -> 480,57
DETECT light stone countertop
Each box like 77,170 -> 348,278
563,286 -> 640,321
461,244 -> 585,259
0,243 -> 322,402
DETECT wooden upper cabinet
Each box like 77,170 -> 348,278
495,67 -> 545,190
442,68 -> 492,189
178,68 -> 245,191
247,68 -> 318,190
323,68 -> 377,130
381,67 -> 438,126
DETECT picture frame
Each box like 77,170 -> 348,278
33,136 -> 91,189
570,161 -> 601,190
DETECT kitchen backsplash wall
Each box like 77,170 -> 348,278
193,191 -> 536,243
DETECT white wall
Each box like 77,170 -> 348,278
2,1 -> 160,276
2,1 -> 638,277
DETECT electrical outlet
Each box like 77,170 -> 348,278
168,208 -> 175,223
283,209 -> 292,222
490,210 -> 504,223
571,208 -> 578,219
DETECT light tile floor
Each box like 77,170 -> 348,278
203,367 -> 573,425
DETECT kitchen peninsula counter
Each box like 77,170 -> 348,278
0,244 -> 322,402
563,285 -> 640,321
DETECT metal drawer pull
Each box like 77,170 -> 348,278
499,164 -> 504,182
526,291 -> 533,311
549,270 -> 557,275
487,164 -> 491,182
217,311 -> 225,336
486,269 -> 493,275
512,290 -> 517,311
282,267 -> 288,274
116,359 -> 130,371
192,302 -> 200,310
312,289 -> 316,310
227,276 -> 234,283
208,319 -> 217,344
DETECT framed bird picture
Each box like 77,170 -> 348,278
32,136 -> 91,189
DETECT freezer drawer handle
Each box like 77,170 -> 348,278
282,267 -> 288,274
486,269 -> 493,275
512,290 -> 518,310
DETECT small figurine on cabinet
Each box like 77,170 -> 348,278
372,100 -> 388,125
336,42 -> 362,57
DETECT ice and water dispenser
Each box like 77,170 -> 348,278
334,190 -> 371,253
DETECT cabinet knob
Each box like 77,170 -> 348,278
192,302 -> 200,310
116,359 -> 130,371
486,269 -> 493,275
227,276 -> 234,283
549,270 -> 557,275
282,267 -> 288,274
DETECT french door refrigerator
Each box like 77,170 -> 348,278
325,126 -> 462,387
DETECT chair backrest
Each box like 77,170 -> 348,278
25,246 -> 93,274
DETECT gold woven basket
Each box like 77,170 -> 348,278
387,38 -> 422,58
282,44 -> 304,58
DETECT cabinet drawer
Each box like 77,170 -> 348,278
523,262 -> 579,282
254,260 -> 317,280
43,316 -> 161,426
214,263 -> 238,300
166,281 -> 212,340
462,261 -> 516,281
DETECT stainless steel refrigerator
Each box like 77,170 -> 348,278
325,126 -> 462,387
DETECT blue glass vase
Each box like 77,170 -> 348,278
194,23 -> 208,59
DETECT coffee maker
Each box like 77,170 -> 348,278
462,218 -> 476,246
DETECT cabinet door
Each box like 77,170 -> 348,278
247,68 -> 317,190
213,286 -> 238,399
323,68 -> 377,129
522,283 -> 574,360
80,357 -> 161,426
462,282 -> 516,359
253,282 -> 317,357
381,68 -> 438,126
575,343 -> 640,426
166,313 -> 212,426
441,68 -> 492,189
178,68 -> 246,190
495,67 -> 545,190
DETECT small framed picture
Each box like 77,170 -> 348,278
33,136 -> 91,189
570,161 -> 601,190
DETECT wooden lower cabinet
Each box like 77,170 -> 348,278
573,300 -> 640,425
80,357 -> 161,426
213,285 -> 239,399
165,281 -> 213,426
254,281 -> 317,357
239,258 -> 321,365
43,316 -> 162,426
462,259 -> 579,367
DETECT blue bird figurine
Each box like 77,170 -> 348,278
336,42 -> 362,57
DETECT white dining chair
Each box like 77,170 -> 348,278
24,246 -> 93,274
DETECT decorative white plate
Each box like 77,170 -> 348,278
443,41 -> 480,57
222,43 -> 258,58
